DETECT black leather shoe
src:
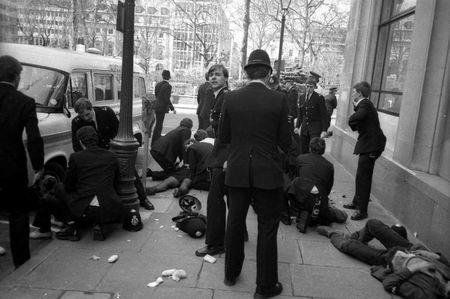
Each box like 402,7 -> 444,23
343,203 -> 358,210
56,224 -> 80,241
195,245 -> 225,257
140,198 -> 155,210
351,211 -> 368,221
255,282 -> 283,298
280,212 -> 291,225
224,277 -> 236,286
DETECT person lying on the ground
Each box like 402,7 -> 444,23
147,118 -> 193,180
31,126 -> 124,241
146,130 -> 213,197
282,137 -> 347,230
317,219 -> 450,299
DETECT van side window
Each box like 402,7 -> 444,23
133,76 -> 146,98
94,74 -> 113,102
70,72 -> 88,107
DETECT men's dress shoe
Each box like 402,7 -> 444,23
195,245 -> 225,257
93,225 -> 106,241
296,211 -> 309,234
351,211 -> 368,221
224,277 -> 236,286
343,203 -> 358,210
255,282 -> 283,298
30,231 -> 52,239
280,212 -> 291,225
140,198 -> 155,210
55,224 -> 80,241
146,187 -> 156,196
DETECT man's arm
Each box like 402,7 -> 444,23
71,118 -> 82,152
318,95 -> 328,133
178,129 -> 192,161
295,95 -> 303,129
65,155 -> 77,192
24,99 -> 44,173
277,95 -> 292,153
348,102 -> 369,131
186,146 -> 197,180
164,84 -> 174,111
106,106 -> 119,139
218,95 -> 231,143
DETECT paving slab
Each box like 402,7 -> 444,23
213,289 -> 311,299
244,234 -> 303,264
290,264 -> 392,299
0,286 -> 62,299
60,291 -> 112,299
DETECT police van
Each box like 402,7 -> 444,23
0,42 -> 148,186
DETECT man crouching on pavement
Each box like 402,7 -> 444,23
32,126 -> 124,241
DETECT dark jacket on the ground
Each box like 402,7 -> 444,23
154,80 -> 174,113
151,125 -> 192,164
65,146 -> 123,223
219,82 -> 291,189
296,91 -> 328,135
71,106 -> 118,152
0,83 -> 44,187
348,98 -> 386,154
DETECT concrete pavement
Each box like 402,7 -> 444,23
0,114 -> 406,299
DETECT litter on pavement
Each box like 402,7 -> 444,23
147,277 -> 164,287
108,254 -> 119,263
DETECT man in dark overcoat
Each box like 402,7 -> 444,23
295,77 -> 328,154
71,98 -> 153,210
196,72 -> 214,130
152,69 -> 176,145
343,81 -> 386,220
219,49 -> 292,297
0,55 -> 44,267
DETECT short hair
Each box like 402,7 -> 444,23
180,117 -> 193,129
76,126 -> 98,147
204,72 -> 209,81
0,55 -> 22,82
309,137 -> 326,155
208,64 -> 229,79
245,64 -> 272,80
353,81 -> 371,98
74,98 -> 92,114
194,129 -> 207,142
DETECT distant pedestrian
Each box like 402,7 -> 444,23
343,81 -> 386,220
219,49 -> 292,297
294,77 -> 328,154
0,55 -> 44,267
196,72 -> 214,130
324,86 -> 338,135
152,70 -> 176,145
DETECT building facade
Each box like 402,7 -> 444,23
332,0 -> 450,255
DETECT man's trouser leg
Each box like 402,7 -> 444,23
150,150 -> 175,175
330,233 -> 386,265
151,111 -> 165,145
205,168 -> 226,247
354,153 -> 376,214
299,132 -> 310,154
358,219 -> 412,248
225,187 -> 251,280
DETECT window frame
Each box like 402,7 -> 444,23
371,3 -> 415,116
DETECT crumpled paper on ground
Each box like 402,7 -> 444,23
161,269 -> 187,281
147,277 -> 163,287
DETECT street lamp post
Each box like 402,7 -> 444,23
276,0 -> 292,80
111,0 -> 142,229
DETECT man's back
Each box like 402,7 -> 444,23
152,126 -> 192,163
220,82 -> 291,189
297,153 -> 334,196
154,80 -> 173,112
0,83 -> 43,183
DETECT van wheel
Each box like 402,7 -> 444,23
44,162 -> 66,183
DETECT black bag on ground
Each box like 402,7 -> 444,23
171,195 -> 206,238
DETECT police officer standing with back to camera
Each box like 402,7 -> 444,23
219,49 -> 292,297
294,74 -> 328,154
152,69 -> 176,145
0,55 -> 44,267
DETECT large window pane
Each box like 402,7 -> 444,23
94,74 -> 113,101
392,0 -> 416,15
378,93 -> 402,115
70,72 -> 87,107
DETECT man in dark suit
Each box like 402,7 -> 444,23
343,81 -> 386,221
0,55 -> 44,267
195,64 -> 230,258
71,98 -> 153,211
196,73 -> 214,130
219,50 -> 292,297
148,118 -> 193,179
152,69 -> 176,145
324,86 -> 338,134
40,126 -> 124,241
295,77 -> 328,154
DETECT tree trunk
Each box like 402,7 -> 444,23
241,0 -> 251,72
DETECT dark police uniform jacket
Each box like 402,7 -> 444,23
65,146 -> 123,223
196,81 -> 214,118
348,98 -> 386,155
186,141 -> 213,186
151,125 -> 192,164
295,91 -> 328,136
0,82 -> 44,192
154,80 -> 174,113
71,106 -> 118,152
219,81 -> 291,189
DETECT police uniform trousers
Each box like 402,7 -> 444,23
151,111 -> 166,145
299,129 -> 320,154
205,168 -> 227,247
0,179 -> 30,267
225,186 -> 282,287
